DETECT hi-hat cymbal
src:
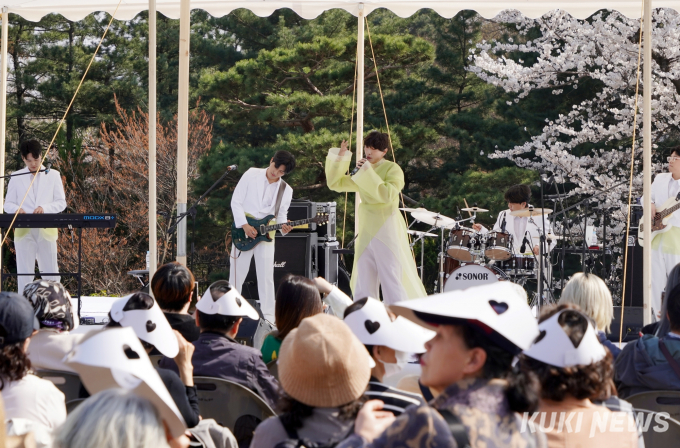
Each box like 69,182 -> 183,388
509,208 -> 553,218
410,210 -> 457,228
407,230 -> 438,238
399,207 -> 426,213
461,206 -> 489,213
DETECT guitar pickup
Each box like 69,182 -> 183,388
259,225 -> 266,234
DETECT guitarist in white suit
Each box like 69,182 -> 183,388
649,148 -> 680,320
4,140 -> 66,294
229,151 -> 295,323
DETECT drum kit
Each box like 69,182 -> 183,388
403,206 -> 559,293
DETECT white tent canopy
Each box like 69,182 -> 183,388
1,0 -> 678,22
0,0 -> 667,324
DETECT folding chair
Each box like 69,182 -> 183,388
148,354 -> 163,367
626,390 -> 680,447
34,370 -> 83,402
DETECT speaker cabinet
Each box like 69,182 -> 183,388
607,306 -> 644,342
622,235 -> 644,308
239,233 -> 318,302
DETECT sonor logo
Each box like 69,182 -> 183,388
274,261 -> 286,268
455,273 -> 489,281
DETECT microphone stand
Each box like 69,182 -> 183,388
168,166 -> 237,271
0,166 -> 52,179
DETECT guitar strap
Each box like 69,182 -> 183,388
274,180 -> 288,221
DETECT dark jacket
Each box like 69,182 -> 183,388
156,367 -> 200,428
598,331 -> 622,359
615,334 -> 680,399
159,331 -> 280,408
165,312 -> 201,342
336,378 -> 543,448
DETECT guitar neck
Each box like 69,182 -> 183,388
661,202 -> 680,219
262,218 -> 317,233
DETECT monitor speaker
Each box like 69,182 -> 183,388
234,299 -> 273,349
239,233 -> 318,302
607,306 -> 644,342
622,235 -> 644,308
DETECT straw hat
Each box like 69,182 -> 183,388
278,313 -> 371,408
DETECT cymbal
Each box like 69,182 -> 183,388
399,207 -> 426,213
531,233 -> 564,240
410,210 -> 457,228
407,230 -> 438,238
509,208 -> 553,218
461,206 -> 489,213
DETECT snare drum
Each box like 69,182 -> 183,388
444,263 -> 506,292
484,231 -> 512,260
447,228 -> 477,262
497,255 -> 536,276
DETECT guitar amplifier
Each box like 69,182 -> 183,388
318,240 -> 339,285
240,233 -> 318,302
288,201 -> 336,240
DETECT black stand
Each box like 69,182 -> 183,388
0,226 -> 83,318
167,166 -> 236,271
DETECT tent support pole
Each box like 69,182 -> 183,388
642,0 -> 653,325
176,0 -> 190,266
149,0 -> 158,283
0,7 -> 8,292
355,5 -> 364,237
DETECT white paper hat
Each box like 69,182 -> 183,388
196,281 -> 259,320
109,294 -> 179,358
344,297 -> 435,353
523,309 -> 606,368
390,282 -> 539,355
64,327 -> 186,437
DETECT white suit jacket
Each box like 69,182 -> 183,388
231,167 -> 293,232
650,172 -> 680,228
4,167 -> 66,214
480,208 -> 556,254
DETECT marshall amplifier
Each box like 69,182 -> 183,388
287,201 -> 336,240
239,233 -> 318,302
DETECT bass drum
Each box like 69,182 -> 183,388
444,263 -> 507,292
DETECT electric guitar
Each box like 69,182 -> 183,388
638,192 -> 680,246
231,213 -> 329,252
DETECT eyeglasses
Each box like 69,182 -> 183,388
668,156 -> 680,162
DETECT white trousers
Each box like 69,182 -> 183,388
15,229 -> 59,295
651,246 -> 680,321
354,238 -> 409,306
229,241 -> 275,323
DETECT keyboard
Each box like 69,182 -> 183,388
0,213 -> 117,228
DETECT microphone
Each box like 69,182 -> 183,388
500,211 -> 507,232
456,207 -> 463,221
43,162 -> 52,174
520,232 -> 531,254
226,164 -> 238,171
349,165 -> 360,176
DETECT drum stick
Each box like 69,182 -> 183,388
463,198 -> 473,217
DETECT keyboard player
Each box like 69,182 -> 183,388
4,140 -> 66,294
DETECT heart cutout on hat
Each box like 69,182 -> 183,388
534,330 -> 547,345
364,320 -> 381,334
488,300 -> 508,315
123,345 -> 140,360
235,297 -> 242,307
146,320 -> 156,333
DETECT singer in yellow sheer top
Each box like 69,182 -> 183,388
325,131 -> 426,304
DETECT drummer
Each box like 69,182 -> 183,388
472,185 -> 556,256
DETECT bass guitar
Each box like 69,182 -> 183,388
638,192 -> 680,246
231,213 -> 329,252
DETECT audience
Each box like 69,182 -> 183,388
251,313 -> 370,447
0,292 -> 66,432
337,282 -> 543,448
159,280 -> 280,408
314,277 -> 353,317
521,304 -> 638,447
651,263 -> 680,337
151,262 -> 200,342
22,280 -> 83,373
105,292 -> 200,428
343,297 -> 428,415
616,281 -> 680,398
53,388 -> 172,448
261,274 -> 324,364
558,272 -> 621,358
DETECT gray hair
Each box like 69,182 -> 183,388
53,389 -> 170,448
